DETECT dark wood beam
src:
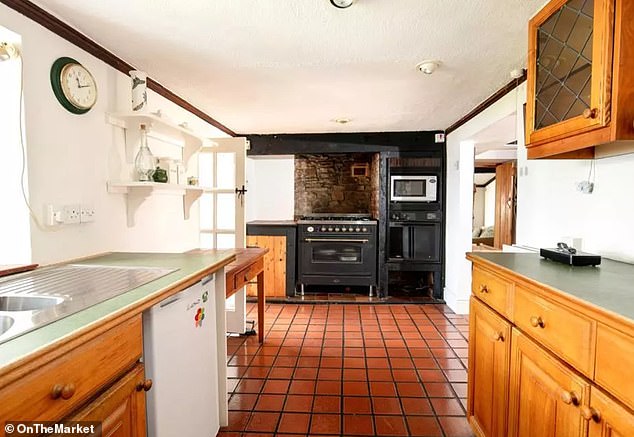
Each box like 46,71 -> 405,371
1,0 -> 237,137
445,69 -> 527,135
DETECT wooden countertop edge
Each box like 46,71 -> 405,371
0,253 -> 236,389
467,253 -> 634,336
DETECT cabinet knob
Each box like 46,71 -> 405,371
479,284 -> 489,294
581,405 -> 601,423
492,332 -> 504,342
583,108 -> 598,119
136,379 -> 153,392
561,391 -> 580,406
530,316 -> 545,328
51,383 -> 76,400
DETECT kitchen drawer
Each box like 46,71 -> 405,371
513,286 -> 595,377
0,315 -> 142,425
234,258 -> 264,291
595,323 -> 634,410
471,266 -> 514,317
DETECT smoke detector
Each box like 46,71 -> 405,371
0,42 -> 19,62
416,60 -> 441,75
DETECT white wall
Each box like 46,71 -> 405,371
483,180 -> 496,227
1,5 -> 228,265
0,26 -> 30,264
445,86 -> 520,314
245,156 -> 294,221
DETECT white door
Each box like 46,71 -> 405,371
198,137 -> 248,333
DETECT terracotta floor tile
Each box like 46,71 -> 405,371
245,411 -> 279,432
369,381 -> 397,397
227,378 -> 239,393
235,379 -> 265,394
438,416 -> 476,437
444,369 -> 468,383
367,368 -> 393,381
320,357 -> 343,368
386,347 -> 410,357
226,366 -> 247,378
254,394 -> 286,412
277,412 -> 310,434
224,411 -> 250,431
294,367 -> 318,380
418,369 -> 447,382
243,367 -> 270,379
343,381 -> 370,396
390,357 -> 415,368
424,382 -> 455,397
374,415 -> 408,436
401,397 -> 434,415
315,380 -> 342,396
343,368 -> 368,381
288,380 -> 316,395
407,416 -> 443,436
451,382 -> 468,398
268,367 -> 294,379
366,357 -> 390,368
431,397 -> 465,416
396,382 -> 426,397
228,393 -> 258,411
318,368 -> 343,380
343,357 -> 366,368
297,356 -> 321,367
371,397 -> 402,415
343,396 -> 372,414
392,369 -> 419,382
283,394 -> 314,412
313,395 -> 341,413
343,414 -> 375,435
310,413 -> 341,435
262,379 -> 290,394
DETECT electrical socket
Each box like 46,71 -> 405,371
63,204 -> 81,224
80,204 -> 95,223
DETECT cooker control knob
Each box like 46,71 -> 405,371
341,227 -> 347,232
320,227 -> 327,232
335,227 -> 340,232
362,227 -> 368,232
328,227 -> 334,232
349,228 -> 354,232
307,226 -> 314,233
355,227 -> 361,232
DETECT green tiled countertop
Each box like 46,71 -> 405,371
468,252 -> 634,324
0,250 -> 235,373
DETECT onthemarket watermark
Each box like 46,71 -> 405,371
5,422 -> 101,436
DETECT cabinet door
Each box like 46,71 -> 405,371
526,0 -> 614,145
467,297 -> 512,437
246,235 -> 286,297
587,387 -> 634,437
67,364 -> 147,437
508,328 -> 590,437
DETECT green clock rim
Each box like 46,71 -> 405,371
50,57 -> 92,115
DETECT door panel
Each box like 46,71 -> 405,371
588,387 -> 634,437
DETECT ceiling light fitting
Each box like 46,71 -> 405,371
416,60 -> 440,75
333,118 -> 351,124
330,0 -> 354,9
0,42 -> 20,62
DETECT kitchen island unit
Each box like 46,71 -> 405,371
466,252 -> 634,437
0,250 -> 236,437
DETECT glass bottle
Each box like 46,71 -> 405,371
134,124 -> 155,181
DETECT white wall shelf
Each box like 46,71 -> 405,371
106,112 -> 204,163
107,181 -> 203,227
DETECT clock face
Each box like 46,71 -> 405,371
50,57 -> 98,114
60,63 -> 97,110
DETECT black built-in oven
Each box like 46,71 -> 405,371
388,211 -> 441,262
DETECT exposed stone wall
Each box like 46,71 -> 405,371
294,154 -> 379,217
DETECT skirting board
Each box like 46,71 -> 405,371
443,287 -> 469,314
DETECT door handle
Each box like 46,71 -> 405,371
235,185 -> 247,207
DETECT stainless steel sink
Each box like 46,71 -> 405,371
0,315 -> 14,336
0,295 -> 64,312
0,263 -> 177,344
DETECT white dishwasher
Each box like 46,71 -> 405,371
143,274 -> 219,437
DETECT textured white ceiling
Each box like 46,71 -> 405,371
31,0 -> 543,134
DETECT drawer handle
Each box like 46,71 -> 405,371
136,379 -> 153,392
581,406 -> 601,423
561,391 -> 580,406
583,108 -> 598,119
51,383 -> 76,400
479,284 -> 489,294
492,332 -> 504,342
530,316 -> 545,328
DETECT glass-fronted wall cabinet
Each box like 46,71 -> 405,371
525,0 -> 634,159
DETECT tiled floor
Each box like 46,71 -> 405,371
220,303 -> 474,437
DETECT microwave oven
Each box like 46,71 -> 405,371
390,175 -> 437,202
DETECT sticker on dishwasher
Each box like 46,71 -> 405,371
202,291 -> 208,303
195,307 -> 205,327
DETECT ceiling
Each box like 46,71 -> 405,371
472,112 -> 519,166
31,0 -> 543,135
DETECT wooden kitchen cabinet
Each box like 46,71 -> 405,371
66,363 -> 148,437
526,0 -> 634,159
508,328 -> 590,437
246,235 -> 286,297
586,386 -> 634,437
467,297 -> 512,437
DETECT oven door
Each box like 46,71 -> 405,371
300,237 -> 374,276
388,223 -> 441,262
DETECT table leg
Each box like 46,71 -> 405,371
257,271 -> 265,343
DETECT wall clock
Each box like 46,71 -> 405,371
50,57 -> 98,114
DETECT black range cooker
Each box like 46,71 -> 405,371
297,214 -> 378,296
